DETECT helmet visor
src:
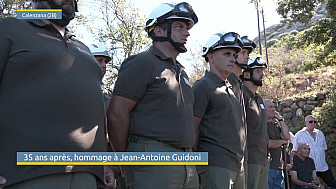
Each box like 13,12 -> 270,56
210,32 -> 243,50
241,36 -> 257,49
158,2 -> 198,25
248,57 -> 267,68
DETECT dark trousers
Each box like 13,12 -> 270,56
317,169 -> 336,188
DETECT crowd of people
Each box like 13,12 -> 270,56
0,0 -> 335,189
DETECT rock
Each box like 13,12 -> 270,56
297,101 -> 306,108
290,103 -> 299,110
280,98 -> 294,107
308,95 -> 317,101
307,100 -> 319,105
303,105 -> 315,111
296,108 -> 303,117
282,107 -> 292,113
283,112 -> 294,120
316,93 -> 325,100
277,104 -> 285,112
291,116 -> 301,127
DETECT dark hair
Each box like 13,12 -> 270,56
148,21 -> 168,39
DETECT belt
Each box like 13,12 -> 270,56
128,135 -> 192,152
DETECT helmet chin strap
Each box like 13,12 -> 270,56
243,70 -> 263,86
235,61 -> 247,69
152,20 -> 187,53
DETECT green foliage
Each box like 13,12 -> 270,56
289,30 -> 298,36
78,0 -> 151,88
268,32 -> 281,40
276,0 -> 327,26
327,0 -> 336,18
313,83 -> 336,169
100,0 -> 151,88
266,39 -> 278,47
269,18 -> 336,72
185,44 -> 209,86
0,0 -> 31,17
325,50 -> 336,67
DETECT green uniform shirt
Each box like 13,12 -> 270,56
193,71 -> 245,172
113,45 -> 195,148
0,18 -> 106,186
228,73 -> 248,161
228,73 -> 244,104
267,121 -> 284,169
242,85 -> 268,166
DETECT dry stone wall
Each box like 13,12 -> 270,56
274,92 -> 329,133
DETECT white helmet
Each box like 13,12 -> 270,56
246,56 -> 267,70
145,2 -> 198,33
243,56 -> 267,86
241,36 -> 257,53
202,31 -> 243,61
88,43 -> 111,62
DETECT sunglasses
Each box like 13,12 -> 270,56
308,120 -> 317,124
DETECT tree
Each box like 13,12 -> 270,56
1,0 -> 31,17
275,0 -> 334,25
80,0 -> 151,88
313,84 -> 336,170
183,44 -> 208,86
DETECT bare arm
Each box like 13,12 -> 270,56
291,171 -> 317,188
107,95 -> 137,152
291,171 -> 312,187
268,139 -> 288,149
192,116 -> 202,151
312,170 -> 321,187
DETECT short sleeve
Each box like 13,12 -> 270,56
112,54 -> 152,102
320,131 -> 327,150
292,155 -> 298,171
192,80 -> 209,118
293,133 -> 300,151
311,158 -> 316,170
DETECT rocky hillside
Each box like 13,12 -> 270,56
254,3 -> 327,45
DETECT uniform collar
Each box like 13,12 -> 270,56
26,19 -> 75,40
26,19 -> 51,27
243,85 -> 258,97
149,45 -> 185,69
205,71 -> 231,87
228,73 -> 240,83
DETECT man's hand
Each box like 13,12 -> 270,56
104,166 -> 116,187
286,163 -> 292,171
274,111 -> 283,120
307,181 -> 323,189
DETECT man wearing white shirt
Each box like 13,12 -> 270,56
293,115 -> 336,188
